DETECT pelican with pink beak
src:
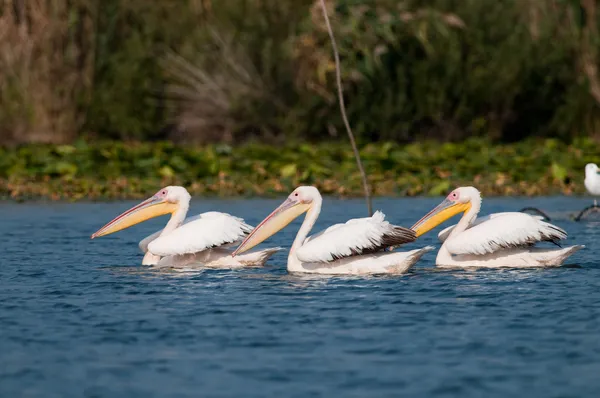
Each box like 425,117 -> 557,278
91,186 -> 281,267
232,186 -> 433,275
411,186 -> 584,267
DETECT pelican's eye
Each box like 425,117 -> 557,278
449,191 -> 459,201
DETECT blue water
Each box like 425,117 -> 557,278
1,196 -> 600,397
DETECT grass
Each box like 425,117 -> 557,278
0,138 -> 596,201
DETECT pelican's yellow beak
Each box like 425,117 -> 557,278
232,197 -> 311,256
91,196 -> 178,239
411,199 -> 471,237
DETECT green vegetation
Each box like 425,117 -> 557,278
2,1 -> 599,201
0,139 -> 595,201
1,0 -> 599,145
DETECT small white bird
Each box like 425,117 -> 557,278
411,186 -> 583,268
91,186 -> 281,268
584,163 -> 600,206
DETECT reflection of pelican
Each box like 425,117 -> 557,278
232,186 -> 433,275
411,187 -> 583,267
91,186 -> 280,267
576,163 -> 600,221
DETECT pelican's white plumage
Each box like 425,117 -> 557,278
147,212 -> 252,256
297,211 -> 408,263
441,212 -> 566,256
584,163 -> 600,197
139,213 -> 207,252
437,212 -> 544,243
412,186 -> 583,268
91,186 -> 280,268
233,186 -> 433,275
584,163 -> 600,211
575,163 -> 600,220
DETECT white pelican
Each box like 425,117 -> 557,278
411,186 -> 583,268
91,186 -> 281,267
584,163 -> 600,206
575,163 -> 600,221
231,186 -> 434,275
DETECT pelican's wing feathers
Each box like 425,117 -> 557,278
146,212 -> 253,256
437,212 -> 545,242
303,215 -> 373,243
444,212 -> 566,256
139,230 -> 161,253
139,213 -> 205,252
296,210 -> 416,263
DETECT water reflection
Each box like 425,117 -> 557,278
101,264 -> 207,279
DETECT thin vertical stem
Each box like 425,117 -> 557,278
318,0 -> 372,216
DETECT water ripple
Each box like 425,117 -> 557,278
1,197 -> 600,397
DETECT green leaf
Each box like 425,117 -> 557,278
280,164 -> 297,178
56,145 -> 76,155
159,165 -> 175,178
428,180 -> 450,196
55,162 -> 78,176
551,163 -> 567,181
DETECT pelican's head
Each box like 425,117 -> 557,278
91,186 -> 190,239
411,186 -> 479,237
585,163 -> 599,176
232,186 -> 319,256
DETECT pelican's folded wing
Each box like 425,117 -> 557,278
147,212 -> 253,256
139,230 -> 161,253
444,213 -> 566,255
437,212 -> 545,242
138,214 -> 206,253
296,210 -> 416,263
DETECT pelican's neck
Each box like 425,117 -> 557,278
448,196 -> 481,239
143,196 -> 190,266
162,200 -> 189,236
437,193 -> 481,266
290,196 -> 322,255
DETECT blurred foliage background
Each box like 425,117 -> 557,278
1,0 -> 600,146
